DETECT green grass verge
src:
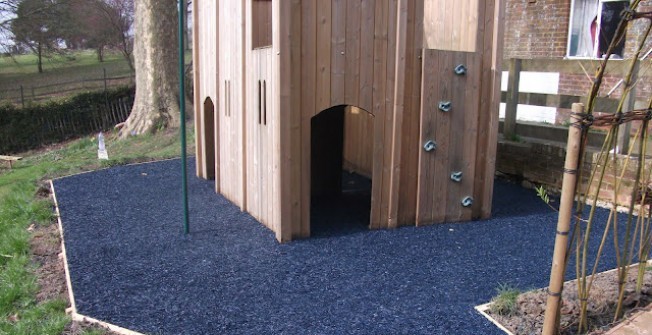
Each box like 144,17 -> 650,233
488,284 -> 521,317
0,125 -> 195,334
0,51 -> 133,94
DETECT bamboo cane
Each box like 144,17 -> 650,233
542,103 -> 585,335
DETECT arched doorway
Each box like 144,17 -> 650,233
202,97 -> 216,180
310,105 -> 375,236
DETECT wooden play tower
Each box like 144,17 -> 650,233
192,0 -> 505,242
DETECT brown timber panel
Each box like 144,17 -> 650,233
299,0 -> 317,238
423,0 -> 479,52
331,0 -> 346,106
359,0 -> 375,113
218,0 -> 244,207
247,49 -> 275,228
417,50 -> 480,224
416,50 -> 446,225
369,0 -> 389,229
397,0 -> 423,225
316,0 -> 332,113
473,0 -> 503,219
289,0 -> 304,238
193,0 -> 203,178
344,0 -> 361,108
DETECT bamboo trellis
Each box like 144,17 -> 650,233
543,2 -> 652,334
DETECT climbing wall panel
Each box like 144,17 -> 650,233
416,50 -> 481,225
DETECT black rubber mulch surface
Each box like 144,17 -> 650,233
53,159 -> 624,335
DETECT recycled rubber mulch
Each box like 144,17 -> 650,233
53,158 -> 623,335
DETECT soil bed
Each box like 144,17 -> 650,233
487,265 -> 652,334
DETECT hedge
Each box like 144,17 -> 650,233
0,87 -> 135,154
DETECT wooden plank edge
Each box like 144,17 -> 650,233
474,303 -> 515,335
71,313 -> 147,335
50,179 -> 77,314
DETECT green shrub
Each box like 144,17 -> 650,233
0,86 -> 134,154
489,284 -> 521,316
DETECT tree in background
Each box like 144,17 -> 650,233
11,0 -> 70,73
120,0 -> 180,136
0,0 -> 20,53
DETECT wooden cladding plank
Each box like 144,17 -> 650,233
397,0 -> 423,225
331,0 -> 346,106
359,0 -> 375,113
344,0 -> 362,107
474,0 -> 503,219
300,0 -> 317,238
192,0 -> 203,178
380,0 -> 397,228
290,0 -> 303,238
387,0 -> 407,229
316,0 -> 332,113
416,50 -> 441,225
423,0 -> 479,52
369,0 -> 389,229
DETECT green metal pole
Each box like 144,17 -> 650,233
178,0 -> 190,235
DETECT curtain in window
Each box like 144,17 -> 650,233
572,0 -> 600,57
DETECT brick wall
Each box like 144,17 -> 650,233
504,0 -> 571,59
497,138 -> 650,208
504,0 -> 652,59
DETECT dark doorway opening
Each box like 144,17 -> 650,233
310,105 -> 372,237
203,97 -> 216,180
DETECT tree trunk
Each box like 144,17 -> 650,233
37,42 -> 43,73
120,0 -> 180,137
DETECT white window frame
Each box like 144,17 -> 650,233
566,0 -> 630,59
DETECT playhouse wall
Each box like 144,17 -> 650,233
276,0 -> 504,240
217,0 -> 245,207
244,0 -> 280,233
193,0 -> 504,242
194,0 -> 219,180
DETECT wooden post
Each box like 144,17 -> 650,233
504,58 -> 520,140
542,103 -> 584,335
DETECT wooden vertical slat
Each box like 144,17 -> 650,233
445,53 -> 466,223
300,0 -> 317,237
214,0 -> 221,193
344,0 -> 361,107
316,0 -> 332,113
370,0 -> 389,229
474,0 -> 504,219
397,0 -> 423,225
331,0 -> 346,106
415,50 -> 440,225
387,0 -> 408,228
431,51 -> 451,223
380,0 -> 397,228
277,0 -> 293,242
193,0 -> 203,178
459,52 -> 481,222
359,0 -> 375,113
289,0 -> 303,238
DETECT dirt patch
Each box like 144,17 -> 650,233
29,195 -> 118,335
487,266 -> 652,334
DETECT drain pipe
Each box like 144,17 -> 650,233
178,0 -> 190,235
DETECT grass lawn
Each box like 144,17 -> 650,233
0,125 -> 195,334
0,51 -> 134,95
